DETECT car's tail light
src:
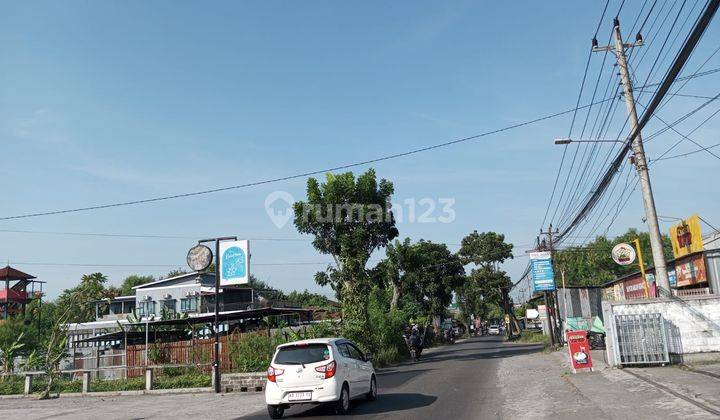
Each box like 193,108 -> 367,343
267,366 -> 284,382
314,361 -> 336,379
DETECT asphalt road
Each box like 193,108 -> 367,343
243,336 -> 544,420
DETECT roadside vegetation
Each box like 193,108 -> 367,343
1,168 -> 524,393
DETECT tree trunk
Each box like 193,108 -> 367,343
390,283 -> 401,311
340,281 -> 371,350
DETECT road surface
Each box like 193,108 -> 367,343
244,335 -> 543,419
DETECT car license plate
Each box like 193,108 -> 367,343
288,391 -> 312,401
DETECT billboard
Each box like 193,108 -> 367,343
219,240 -> 250,286
675,253 -> 707,287
530,251 -> 555,292
670,214 -> 703,258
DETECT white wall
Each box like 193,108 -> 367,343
603,295 -> 720,364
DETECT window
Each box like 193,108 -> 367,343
138,301 -> 156,317
180,297 -> 198,313
346,343 -> 365,361
274,344 -> 331,365
337,343 -> 351,358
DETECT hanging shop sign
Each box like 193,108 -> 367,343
670,214 -> 704,258
187,244 -> 213,272
530,251 -> 556,292
219,240 -> 250,286
612,243 -> 636,266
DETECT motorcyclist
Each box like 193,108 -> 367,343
410,324 -> 423,356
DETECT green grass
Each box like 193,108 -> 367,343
513,330 -> 552,348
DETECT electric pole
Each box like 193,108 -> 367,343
593,18 -> 670,294
539,224 -> 561,345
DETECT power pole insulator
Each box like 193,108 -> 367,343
592,38 -> 598,49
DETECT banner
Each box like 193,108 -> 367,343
530,251 -> 556,292
670,214 -> 703,258
219,240 -> 250,286
675,253 -> 707,287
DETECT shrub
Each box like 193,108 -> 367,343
228,332 -> 283,373
90,377 -> 145,392
155,372 -> 211,389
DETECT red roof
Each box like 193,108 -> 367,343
0,266 -> 36,281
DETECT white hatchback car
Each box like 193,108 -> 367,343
265,338 -> 377,418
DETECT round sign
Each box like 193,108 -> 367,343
612,243 -> 636,266
187,244 -> 213,271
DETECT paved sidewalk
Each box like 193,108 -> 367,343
497,345 -> 720,419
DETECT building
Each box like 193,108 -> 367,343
0,265 -> 44,319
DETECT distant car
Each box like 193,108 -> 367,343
265,338 -> 377,419
488,325 -> 501,335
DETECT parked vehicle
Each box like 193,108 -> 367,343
488,324 -> 501,335
265,338 -> 377,418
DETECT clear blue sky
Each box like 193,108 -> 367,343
1,1 -> 719,300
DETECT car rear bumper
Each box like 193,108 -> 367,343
265,378 -> 340,405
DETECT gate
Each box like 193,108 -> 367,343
614,313 -> 669,365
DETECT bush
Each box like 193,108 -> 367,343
0,376 -> 24,395
90,377 -> 145,392
155,372 -> 211,389
228,331 -> 284,373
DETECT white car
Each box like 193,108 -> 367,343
265,338 -> 377,418
488,325 -> 501,335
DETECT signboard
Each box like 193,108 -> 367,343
675,253 -> 707,287
670,214 -> 703,258
537,304 -> 548,319
566,330 -> 593,373
530,251 -> 556,292
612,243 -> 636,266
623,274 -> 655,299
219,240 -> 250,286
668,268 -> 677,287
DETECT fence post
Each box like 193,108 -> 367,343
82,371 -> 91,394
145,368 -> 154,391
212,367 -> 218,392
24,374 -> 33,395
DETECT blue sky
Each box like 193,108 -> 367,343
1,1 -> 719,300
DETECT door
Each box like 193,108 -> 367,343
346,343 -> 371,395
337,343 -> 362,396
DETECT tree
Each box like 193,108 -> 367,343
383,238 -> 420,310
406,241 -> 465,323
293,169 -> 398,349
458,231 -> 516,334
55,272 -> 115,323
120,275 -> 155,296
553,228 -> 673,286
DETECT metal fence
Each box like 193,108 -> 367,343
614,313 -> 669,365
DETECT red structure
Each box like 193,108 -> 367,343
0,266 -> 43,319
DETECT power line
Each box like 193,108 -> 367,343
651,142 -> 720,161
0,96 -> 618,222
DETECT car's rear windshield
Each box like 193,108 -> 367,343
274,343 -> 331,365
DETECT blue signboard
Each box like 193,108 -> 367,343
530,251 -> 556,292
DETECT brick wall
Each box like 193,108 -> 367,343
603,295 -> 720,362
220,372 -> 266,393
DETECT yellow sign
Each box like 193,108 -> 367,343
670,214 -> 703,258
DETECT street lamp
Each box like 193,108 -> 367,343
554,138 -> 625,145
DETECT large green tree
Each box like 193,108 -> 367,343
458,231 -> 516,331
405,241 -> 466,321
293,169 -> 398,349
383,238 -> 421,310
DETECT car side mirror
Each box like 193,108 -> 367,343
364,353 -> 373,362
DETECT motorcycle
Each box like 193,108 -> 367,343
403,327 -> 425,362
443,327 -> 456,344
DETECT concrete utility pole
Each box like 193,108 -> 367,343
593,18 -> 670,294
